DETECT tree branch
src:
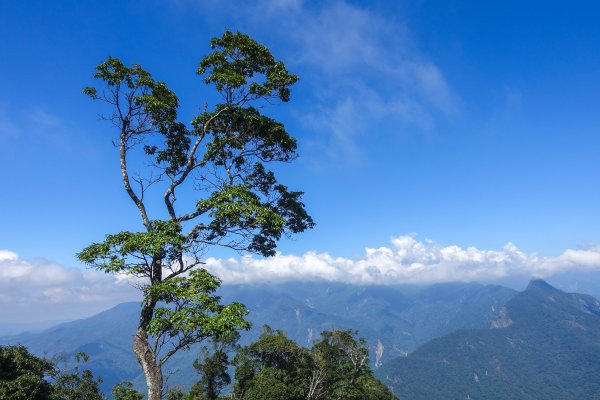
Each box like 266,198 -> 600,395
164,105 -> 230,221
120,132 -> 151,228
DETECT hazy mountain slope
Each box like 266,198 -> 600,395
378,279 -> 600,400
219,281 -> 516,356
2,302 -> 141,387
1,281 -> 516,394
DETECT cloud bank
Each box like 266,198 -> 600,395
0,250 -> 138,326
3,236 -> 600,327
204,236 -> 600,285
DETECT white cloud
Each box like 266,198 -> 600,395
203,236 -> 600,285
4,237 -> 599,327
0,252 -> 139,325
0,250 -> 18,262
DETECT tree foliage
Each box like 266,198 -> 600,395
0,345 -> 54,400
0,346 -> 105,400
165,387 -> 186,400
187,331 -> 240,400
231,327 -> 398,400
52,352 -> 105,400
78,30 -> 313,400
112,381 -> 144,400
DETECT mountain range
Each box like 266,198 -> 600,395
378,279 -> 600,399
0,281 -> 515,394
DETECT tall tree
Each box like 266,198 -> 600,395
78,31 -> 314,400
188,331 -> 240,400
52,352 -> 105,400
232,326 -> 307,400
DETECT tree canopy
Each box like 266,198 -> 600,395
0,345 -> 54,400
186,331 -> 240,400
231,327 -> 398,400
0,346 -> 105,400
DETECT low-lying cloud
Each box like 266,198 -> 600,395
0,250 -> 138,327
204,236 -> 600,285
2,236 -> 600,328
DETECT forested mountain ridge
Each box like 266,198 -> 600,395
378,279 -> 600,399
0,281 -> 515,394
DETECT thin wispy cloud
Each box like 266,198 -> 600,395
0,105 -> 20,140
27,108 -> 62,127
485,87 -> 524,134
0,104 -> 64,148
263,0 -> 459,156
170,0 -> 458,159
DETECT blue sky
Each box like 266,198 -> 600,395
1,0 -> 600,326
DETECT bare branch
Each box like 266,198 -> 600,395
119,132 -> 151,228
163,104 -> 231,221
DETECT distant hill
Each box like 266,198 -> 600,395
1,281 -> 516,395
378,279 -> 600,400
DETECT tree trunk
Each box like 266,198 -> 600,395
133,295 -> 163,400
133,326 -> 163,400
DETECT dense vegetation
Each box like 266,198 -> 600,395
1,329 -> 396,400
229,327 -> 397,400
0,346 -> 104,400
378,279 -> 600,399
